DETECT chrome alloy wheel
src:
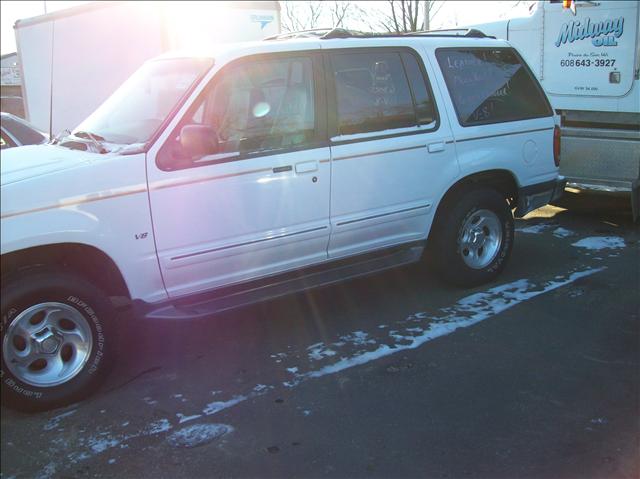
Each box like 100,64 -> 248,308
3,302 -> 93,387
458,209 -> 503,269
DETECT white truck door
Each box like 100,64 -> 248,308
542,0 -> 638,98
325,47 -> 457,259
147,53 -> 331,298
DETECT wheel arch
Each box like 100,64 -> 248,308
1,243 -> 131,301
429,169 -> 518,241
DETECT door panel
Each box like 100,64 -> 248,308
325,48 -> 458,259
149,150 -> 330,296
329,130 -> 455,258
147,52 -> 330,297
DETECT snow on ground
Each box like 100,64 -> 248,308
33,265 -> 607,477
43,409 -> 77,431
553,227 -> 575,238
572,236 -> 626,251
167,423 -> 233,448
516,223 -> 552,234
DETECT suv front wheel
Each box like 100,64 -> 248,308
432,188 -> 514,287
1,269 -> 114,411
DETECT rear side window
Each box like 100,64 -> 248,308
435,48 -> 552,126
330,50 -> 437,136
401,52 -> 436,125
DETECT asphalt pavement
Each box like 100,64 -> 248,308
1,190 -> 639,479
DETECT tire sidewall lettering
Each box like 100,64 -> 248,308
66,295 -> 105,374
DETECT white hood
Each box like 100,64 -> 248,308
0,144 -> 100,186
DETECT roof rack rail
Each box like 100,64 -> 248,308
263,28 -> 335,41
409,28 -> 493,38
264,27 -> 493,41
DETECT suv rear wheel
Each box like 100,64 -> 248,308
432,188 -> 514,287
1,269 -> 114,411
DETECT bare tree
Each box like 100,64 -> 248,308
329,1 -> 350,28
280,1 -> 369,33
280,1 -> 325,32
378,0 -> 442,33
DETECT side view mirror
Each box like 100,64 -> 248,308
179,124 -> 218,158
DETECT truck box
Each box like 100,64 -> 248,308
14,1 -> 280,136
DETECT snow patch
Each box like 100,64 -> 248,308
339,331 -> 376,346
203,395 -> 248,416
43,409 -> 77,431
296,268 -> 605,381
516,223 -> 552,234
167,423 -> 233,448
286,367 -> 298,374
572,236 -> 625,251
177,413 -> 203,424
142,396 -> 158,406
307,343 -> 337,361
34,462 -> 56,479
553,227 -> 574,238
145,419 -> 172,435
87,436 -> 121,454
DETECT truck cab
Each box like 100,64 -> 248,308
466,0 -> 640,218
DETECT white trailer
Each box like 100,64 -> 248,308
464,0 -> 639,219
14,1 -> 280,137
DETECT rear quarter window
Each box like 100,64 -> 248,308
435,48 -> 552,127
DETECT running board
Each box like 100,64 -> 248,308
143,244 -> 424,320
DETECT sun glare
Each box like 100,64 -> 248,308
162,1 -> 246,52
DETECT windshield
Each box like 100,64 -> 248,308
74,58 -> 213,145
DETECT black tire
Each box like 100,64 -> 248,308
1,269 -> 115,411
431,188 -> 514,287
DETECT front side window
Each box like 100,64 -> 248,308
331,52 -> 416,136
159,55 -> 316,169
436,48 -> 552,126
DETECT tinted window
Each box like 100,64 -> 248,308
436,48 -> 552,126
401,52 -> 436,125
331,52 -> 416,135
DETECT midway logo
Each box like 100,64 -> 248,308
555,16 -> 624,47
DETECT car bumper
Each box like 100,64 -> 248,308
515,177 -> 567,218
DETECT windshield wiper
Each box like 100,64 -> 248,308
51,128 -> 71,145
73,131 -> 108,153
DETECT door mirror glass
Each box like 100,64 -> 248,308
180,124 -> 218,158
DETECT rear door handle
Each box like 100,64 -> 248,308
295,161 -> 318,174
428,142 -> 445,153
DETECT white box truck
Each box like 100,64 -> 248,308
14,1 -> 280,137
463,0 -> 639,219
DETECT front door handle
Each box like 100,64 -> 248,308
295,161 -> 318,174
272,165 -> 292,173
428,142 -> 445,153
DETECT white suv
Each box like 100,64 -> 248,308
0,29 -> 565,410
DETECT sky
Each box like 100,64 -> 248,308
1,1 -> 534,55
